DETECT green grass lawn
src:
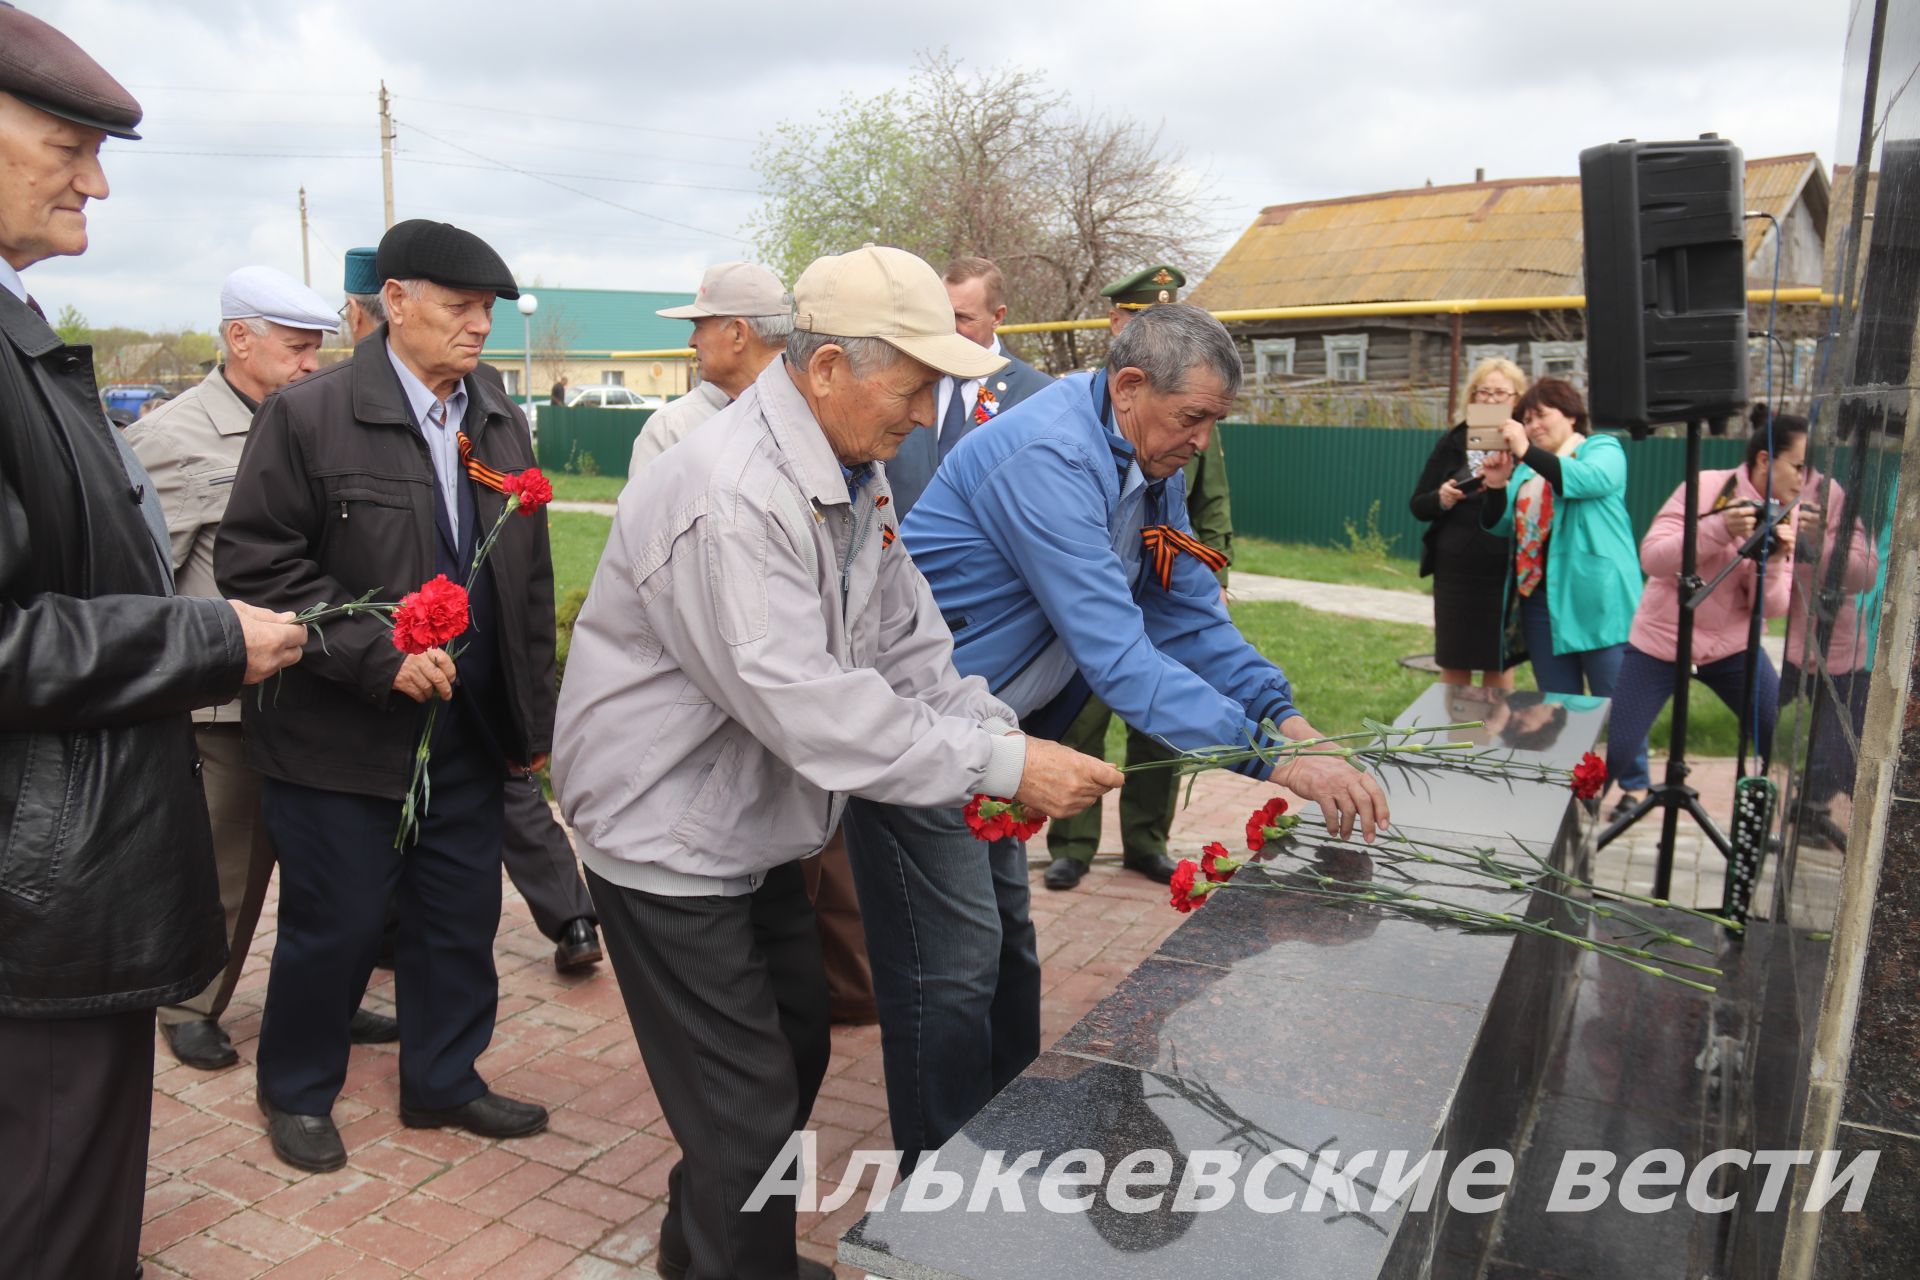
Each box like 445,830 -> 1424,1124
551,511 -> 612,600
549,474 -> 625,504
1232,537 -> 1430,594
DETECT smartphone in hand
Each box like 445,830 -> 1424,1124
1465,402 -> 1508,451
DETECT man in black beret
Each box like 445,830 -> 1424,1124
0,5 -> 308,1275
217,219 -> 559,1172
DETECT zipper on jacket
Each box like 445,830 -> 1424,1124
839,498 -> 876,614
339,500 -> 349,521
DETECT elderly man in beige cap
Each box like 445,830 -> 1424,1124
0,6 -> 308,1275
628,259 -> 793,478
555,246 -> 1121,1280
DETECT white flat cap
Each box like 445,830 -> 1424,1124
657,261 -> 789,319
220,265 -> 340,333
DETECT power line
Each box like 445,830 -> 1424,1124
402,93 -> 754,144
122,82 -> 368,98
399,154 -> 760,194
105,147 -> 381,160
393,117 -> 749,243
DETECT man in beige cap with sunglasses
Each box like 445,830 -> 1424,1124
628,260 -> 793,478
555,245 -> 1120,1279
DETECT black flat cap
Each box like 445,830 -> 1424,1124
0,3 -> 141,140
375,219 -> 519,300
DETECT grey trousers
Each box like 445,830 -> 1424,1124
159,723 -> 275,1027
502,769 -> 596,939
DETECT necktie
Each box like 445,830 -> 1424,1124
937,377 -> 969,462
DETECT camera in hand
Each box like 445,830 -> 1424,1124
1742,499 -> 1795,557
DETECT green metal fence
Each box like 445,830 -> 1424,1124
535,405 -> 656,475
1216,423 -> 1750,557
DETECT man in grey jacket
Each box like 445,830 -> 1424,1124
555,245 -> 1120,1280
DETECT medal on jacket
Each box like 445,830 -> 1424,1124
973,384 -> 1001,426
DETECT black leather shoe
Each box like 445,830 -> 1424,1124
162,1018 -> 238,1071
349,1007 -> 400,1044
1123,853 -> 1179,884
258,1096 -> 347,1173
1043,856 -> 1089,890
554,917 -> 603,973
401,1089 -> 548,1138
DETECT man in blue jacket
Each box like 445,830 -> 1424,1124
841,303 -> 1390,1167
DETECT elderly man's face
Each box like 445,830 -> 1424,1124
386,280 -> 495,392
945,277 -> 1005,349
227,320 -> 325,400
1109,364 -> 1234,479
0,94 -> 109,270
796,345 -> 940,466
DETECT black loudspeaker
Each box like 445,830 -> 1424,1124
1581,137 -> 1750,436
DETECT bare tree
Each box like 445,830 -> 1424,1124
751,52 -> 1222,372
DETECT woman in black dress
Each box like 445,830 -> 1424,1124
1410,358 -> 1527,686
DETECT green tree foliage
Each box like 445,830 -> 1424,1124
53,304 -> 89,345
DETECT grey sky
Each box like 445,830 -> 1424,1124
26,0 -> 1851,331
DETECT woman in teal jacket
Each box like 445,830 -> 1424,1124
1479,378 -> 1642,696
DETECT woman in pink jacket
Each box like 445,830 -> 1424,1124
1603,421 -> 1805,817
1779,419 -> 1881,848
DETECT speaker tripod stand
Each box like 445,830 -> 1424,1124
1594,418 -> 1734,897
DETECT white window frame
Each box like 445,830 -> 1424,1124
602,369 -> 625,387
1464,343 -> 1519,375
1252,338 -> 1296,381
1323,333 -> 1368,382
1792,337 -> 1820,387
1529,341 -> 1586,383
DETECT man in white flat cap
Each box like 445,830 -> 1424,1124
128,265 -> 395,1071
556,245 -> 1121,1280
627,259 -> 792,479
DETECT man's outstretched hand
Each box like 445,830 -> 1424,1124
1015,737 -> 1124,819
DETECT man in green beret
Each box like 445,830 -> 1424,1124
1044,265 -> 1236,889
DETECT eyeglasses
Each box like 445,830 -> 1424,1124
1471,387 -> 1515,402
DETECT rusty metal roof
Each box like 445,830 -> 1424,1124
1189,154 -> 1828,311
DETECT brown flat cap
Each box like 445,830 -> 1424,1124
0,3 -> 142,140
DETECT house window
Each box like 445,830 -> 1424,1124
1529,341 -> 1586,385
1252,338 -> 1296,381
1464,343 -> 1519,377
1323,334 -> 1368,382
603,370 -> 625,387
1793,337 -> 1820,387
501,369 -> 520,397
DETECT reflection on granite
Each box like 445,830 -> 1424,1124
1543,945 -> 1714,1125
1841,796 -> 1920,1131
1813,1123 -> 1920,1278
1056,957 -> 1484,1125
840,1054 -> 1434,1280
1492,1096 -> 1704,1280
1365,684 -> 1610,846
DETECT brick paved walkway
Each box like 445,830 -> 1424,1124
142,748 -> 1770,1277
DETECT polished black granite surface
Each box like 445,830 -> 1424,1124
840,1054 -> 1436,1280
844,686 -> 1605,1279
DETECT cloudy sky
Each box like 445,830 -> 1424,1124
27,0 -> 1854,332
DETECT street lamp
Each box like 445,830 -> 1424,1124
516,292 -> 538,412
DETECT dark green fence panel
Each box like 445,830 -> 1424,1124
535,405 -> 657,475
1217,423 -> 1748,556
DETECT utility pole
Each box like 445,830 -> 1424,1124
298,186 -> 311,286
378,81 -> 395,229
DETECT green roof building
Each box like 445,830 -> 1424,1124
482,285 -> 698,402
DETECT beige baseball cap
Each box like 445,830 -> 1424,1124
656,261 -> 790,319
792,246 -> 1007,379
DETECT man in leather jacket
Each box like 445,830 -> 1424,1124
0,9 -> 307,1276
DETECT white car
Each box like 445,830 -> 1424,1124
566,385 -> 666,410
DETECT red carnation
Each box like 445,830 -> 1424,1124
503,467 -> 554,516
966,794 -> 1044,843
1571,751 -> 1607,801
1245,797 -> 1290,852
1169,859 -> 1207,913
1200,841 -> 1237,883
390,574 -> 469,655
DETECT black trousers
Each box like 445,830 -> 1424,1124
588,862 -> 830,1280
258,727 -> 505,1115
0,1008 -> 154,1279
501,768 -> 595,939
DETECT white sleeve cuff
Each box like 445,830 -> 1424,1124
979,728 -> 1028,800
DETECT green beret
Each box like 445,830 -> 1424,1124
342,247 -> 379,296
1101,264 -> 1185,309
